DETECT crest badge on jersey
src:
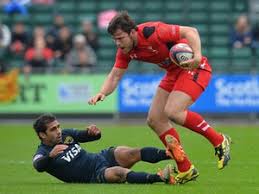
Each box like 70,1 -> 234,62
64,136 -> 74,144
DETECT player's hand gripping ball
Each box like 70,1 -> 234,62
169,43 -> 194,68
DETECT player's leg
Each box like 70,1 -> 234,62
140,147 -> 171,163
113,146 -> 170,168
147,87 -> 193,174
113,146 -> 140,168
165,69 -> 230,169
103,166 -> 129,183
104,166 -> 174,184
165,90 -> 224,146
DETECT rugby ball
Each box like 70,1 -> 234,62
169,43 -> 193,66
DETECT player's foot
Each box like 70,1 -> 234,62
157,164 -> 176,185
165,135 -> 186,162
215,134 -> 231,170
174,165 -> 199,184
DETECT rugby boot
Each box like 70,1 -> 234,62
215,134 -> 232,170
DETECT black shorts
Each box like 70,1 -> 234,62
90,147 -> 119,183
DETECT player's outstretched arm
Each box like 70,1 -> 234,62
88,67 -> 126,105
75,125 -> 102,143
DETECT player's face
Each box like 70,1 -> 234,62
42,120 -> 62,145
112,29 -> 135,54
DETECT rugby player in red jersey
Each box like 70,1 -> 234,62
88,11 -> 231,184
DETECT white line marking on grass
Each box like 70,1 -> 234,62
0,160 -> 31,164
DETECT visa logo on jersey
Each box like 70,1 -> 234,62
61,144 -> 82,162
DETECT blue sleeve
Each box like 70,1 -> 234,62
32,148 -> 51,172
63,129 -> 101,143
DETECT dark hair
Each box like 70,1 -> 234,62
33,113 -> 56,136
107,11 -> 137,35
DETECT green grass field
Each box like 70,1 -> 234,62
0,122 -> 258,194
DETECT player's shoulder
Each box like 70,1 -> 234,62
138,21 -> 164,29
34,143 -> 49,155
62,128 -> 78,138
33,144 -> 49,162
62,128 -> 79,143
62,128 -> 76,135
137,21 -> 167,39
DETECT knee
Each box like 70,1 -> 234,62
113,168 -> 128,183
164,106 -> 181,123
146,115 -> 158,129
127,149 -> 140,162
105,167 -> 128,183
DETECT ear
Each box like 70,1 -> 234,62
39,132 -> 47,139
129,29 -> 135,35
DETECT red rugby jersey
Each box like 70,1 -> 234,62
114,21 -> 211,72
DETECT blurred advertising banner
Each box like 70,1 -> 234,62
0,74 -> 116,113
118,74 -> 162,112
191,74 -> 259,113
118,74 -> 259,113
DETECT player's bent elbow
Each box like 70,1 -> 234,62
189,27 -> 199,37
180,26 -> 199,38
33,163 -> 45,172
186,26 -> 198,33
35,168 -> 45,173
33,160 -> 48,172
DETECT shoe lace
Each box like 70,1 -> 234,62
166,143 -> 186,162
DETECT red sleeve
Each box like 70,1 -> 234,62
176,38 -> 188,44
25,49 -> 34,61
156,22 -> 180,43
114,49 -> 131,69
44,48 -> 53,60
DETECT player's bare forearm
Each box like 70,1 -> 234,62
100,67 -> 126,96
99,75 -> 118,97
179,26 -> 202,63
49,144 -> 68,158
88,67 -> 126,105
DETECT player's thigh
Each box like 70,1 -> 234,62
104,166 -> 130,183
114,146 -> 141,168
166,70 -> 211,112
173,69 -> 211,102
166,91 -> 194,114
147,87 -> 171,129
